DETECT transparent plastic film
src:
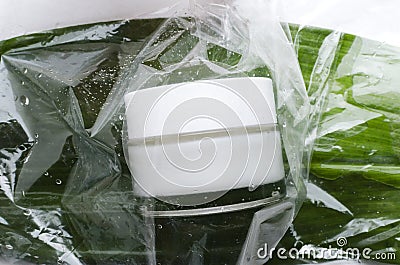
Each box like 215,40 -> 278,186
0,7 -> 310,264
2,3 -> 398,265
118,1 -> 310,264
0,20 -> 163,265
268,25 -> 400,264
122,0 -> 309,202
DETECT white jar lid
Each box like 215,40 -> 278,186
124,77 -> 284,204
124,77 -> 277,140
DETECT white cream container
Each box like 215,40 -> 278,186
124,77 -> 284,205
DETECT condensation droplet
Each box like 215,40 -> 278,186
20,95 -> 30,106
23,209 -> 32,216
37,73 -> 43,78
5,244 -> 13,250
55,179 -> 62,185
23,68 -> 28,74
118,114 -> 124,121
157,224 -> 163,230
272,191 -> 280,197
249,184 -> 256,191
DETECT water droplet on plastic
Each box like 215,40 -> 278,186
157,224 -> 163,229
37,73 -> 43,78
55,179 -> 62,185
5,244 -> 13,250
23,209 -> 32,216
21,81 -> 25,86
23,68 -> 28,74
272,191 -> 280,197
282,122 -> 287,128
20,95 -> 30,106
118,114 -> 124,121
44,172 -> 49,177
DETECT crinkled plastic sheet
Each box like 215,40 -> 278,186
0,3 -> 399,265
268,26 -> 400,264
0,19 -> 164,265
118,0 -> 309,264
0,1 -> 310,264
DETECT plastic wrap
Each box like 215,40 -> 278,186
267,26 -> 400,264
0,19 -> 164,265
97,0 -> 309,263
0,1 -> 310,264
0,2 -> 399,265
